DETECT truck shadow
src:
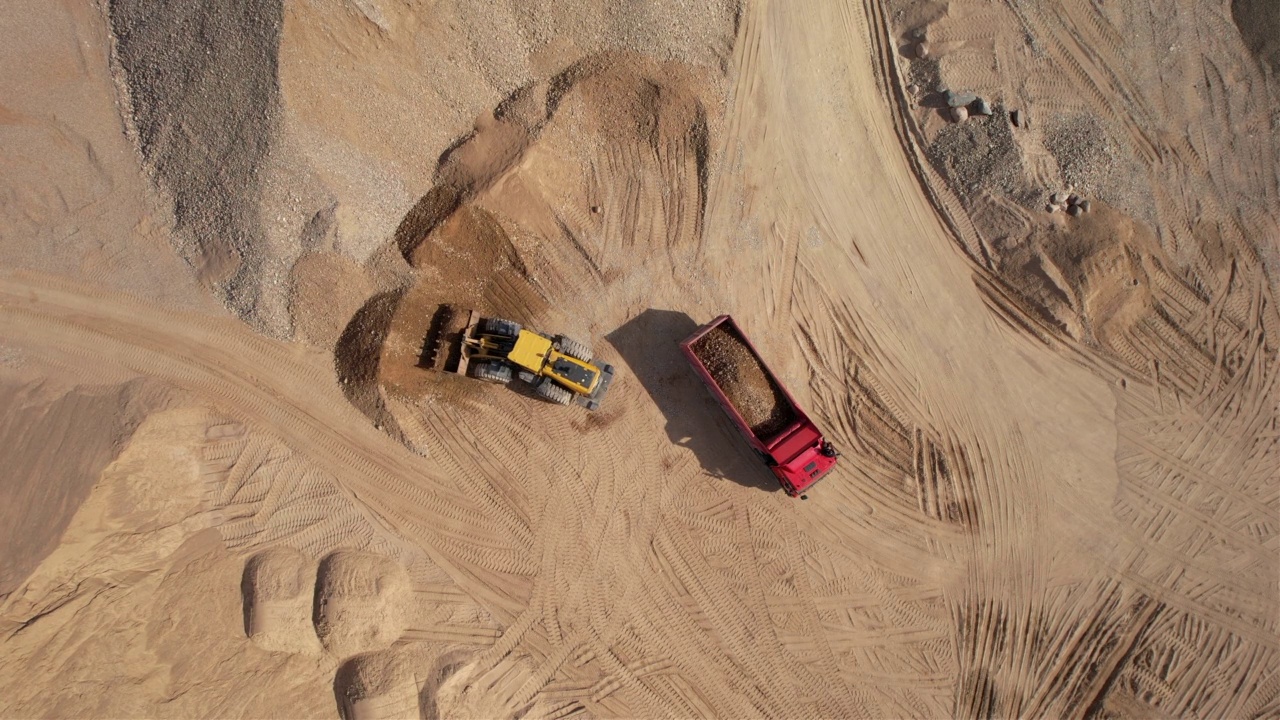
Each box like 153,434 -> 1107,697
607,309 -> 780,495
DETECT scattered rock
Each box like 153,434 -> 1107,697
1010,109 -> 1022,127
925,102 -> 1024,198
1046,203 -> 1060,213
974,98 -> 993,116
950,106 -> 969,123
906,83 -> 919,95
915,42 -> 931,59
1060,194 -> 1090,215
590,205 -> 602,214
944,89 -> 978,108
1050,192 -> 1068,205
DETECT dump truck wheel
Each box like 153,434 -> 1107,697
535,380 -> 573,405
473,361 -> 513,385
554,335 -> 592,362
481,317 -> 521,338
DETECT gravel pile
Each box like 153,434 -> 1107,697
926,104 -> 1026,200
1043,113 -> 1156,229
108,0 -> 284,332
693,326 -> 795,439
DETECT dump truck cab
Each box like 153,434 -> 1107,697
764,421 -> 840,497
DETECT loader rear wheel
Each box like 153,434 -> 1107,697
535,380 -> 573,406
481,317 -> 521,338
554,335 -> 592,362
473,361 -> 513,385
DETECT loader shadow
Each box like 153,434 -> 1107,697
607,309 -> 780,495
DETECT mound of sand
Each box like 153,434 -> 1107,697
430,656 -> 537,720
0,376 -> 167,597
342,51 -> 718,421
995,202 -> 1158,350
334,647 -> 422,720
241,546 -> 320,653
415,650 -> 476,720
691,325 -> 796,439
313,551 -> 409,657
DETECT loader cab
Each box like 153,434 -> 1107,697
505,330 -> 601,395
546,355 -> 599,395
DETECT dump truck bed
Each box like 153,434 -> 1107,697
681,315 -> 838,497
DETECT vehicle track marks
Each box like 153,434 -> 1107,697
0,271 -> 536,623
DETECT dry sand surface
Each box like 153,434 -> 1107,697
0,0 -> 1277,717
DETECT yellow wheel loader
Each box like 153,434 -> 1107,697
424,306 -> 614,411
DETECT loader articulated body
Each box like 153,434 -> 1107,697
426,307 -> 614,411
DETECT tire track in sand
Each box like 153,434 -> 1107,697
0,270 -> 535,622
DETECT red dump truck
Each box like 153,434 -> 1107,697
681,315 -> 839,498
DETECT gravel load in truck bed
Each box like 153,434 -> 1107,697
692,325 -> 796,439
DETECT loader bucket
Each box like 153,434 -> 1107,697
421,304 -> 475,373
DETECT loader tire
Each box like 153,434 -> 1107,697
554,335 -> 592,362
535,380 -> 573,406
473,361 -> 513,385
481,317 -> 521,338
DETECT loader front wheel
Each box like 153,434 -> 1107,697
554,335 -> 592,362
535,380 -> 573,406
481,317 -> 521,338
473,361 -> 513,385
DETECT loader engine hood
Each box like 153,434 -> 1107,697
550,357 -> 598,391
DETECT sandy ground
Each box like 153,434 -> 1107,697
0,0 -> 1276,717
